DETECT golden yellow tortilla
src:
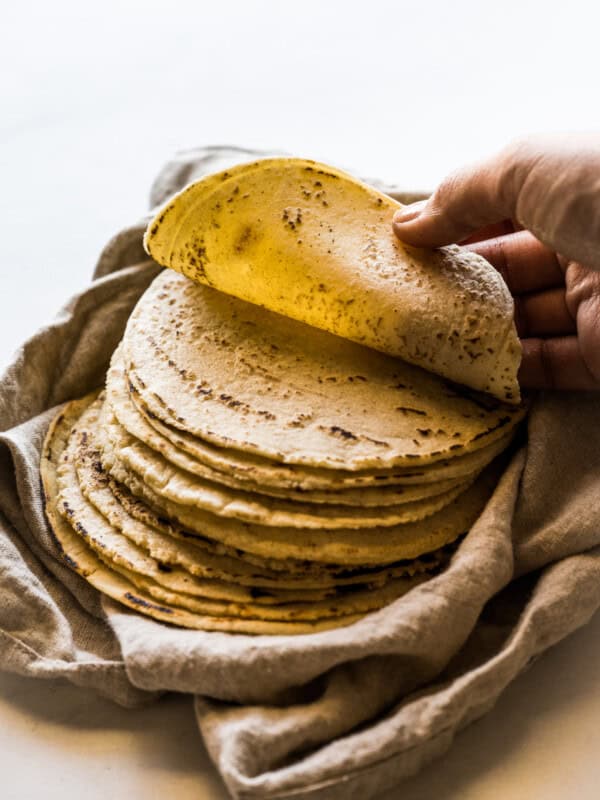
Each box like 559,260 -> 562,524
144,158 -> 521,402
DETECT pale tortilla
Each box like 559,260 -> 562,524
41,398 -> 430,632
77,403 -> 449,596
132,380 -> 516,489
106,350 -> 473,506
105,442 -> 498,565
106,468 -> 456,586
100,406 -> 472,530
121,271 -> 525,470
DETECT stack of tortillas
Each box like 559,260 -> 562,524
42,158 -> 526,634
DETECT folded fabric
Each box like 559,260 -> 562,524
1,146 -> 600,799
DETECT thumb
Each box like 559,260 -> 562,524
392,143 -> 530,248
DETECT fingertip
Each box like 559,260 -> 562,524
392,200 -> 433,246
391,219 -> 423,245
392,200 -> 428,226
392,199 -> 466,248
392,213 -> 451,248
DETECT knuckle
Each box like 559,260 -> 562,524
496,137 -> 544,213
566,264 -> 600,312
429,168 -> 465,212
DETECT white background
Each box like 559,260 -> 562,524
2,1 -> 600,797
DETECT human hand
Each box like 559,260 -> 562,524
392,135 -> 600,391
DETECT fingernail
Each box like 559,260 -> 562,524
393,200 -> 427,224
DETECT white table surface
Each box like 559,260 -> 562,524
2,1 -> 600,797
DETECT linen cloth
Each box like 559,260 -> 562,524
2,146 -> 600,799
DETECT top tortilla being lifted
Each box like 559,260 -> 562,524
144,158 -> 521,404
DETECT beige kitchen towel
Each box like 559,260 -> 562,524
1,146 -> 600,799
